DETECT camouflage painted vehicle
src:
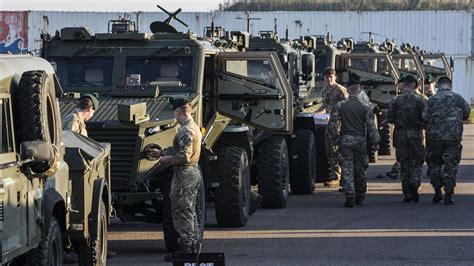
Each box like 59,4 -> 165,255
40,8 -> 294,251
0,54 -> 111,265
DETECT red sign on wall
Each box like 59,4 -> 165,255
0,11 -> 28,54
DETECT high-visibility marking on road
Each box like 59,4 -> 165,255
108,228 -> 474,241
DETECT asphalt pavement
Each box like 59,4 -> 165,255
106,124 -> 474,265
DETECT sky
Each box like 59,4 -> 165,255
1,0 -> 223,12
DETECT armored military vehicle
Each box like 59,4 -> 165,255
40,7 -> 295,251
245,30 -> 331,189
0,54 -> 111,265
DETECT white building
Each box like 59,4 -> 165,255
1,10 -> 473,102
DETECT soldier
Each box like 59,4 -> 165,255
386,75 -> 405,179
387,75 -> 427,203
315,67 -> 348,187
151,98 -> 203,257
63,94 -> 98,137
423,76 -> 470,205
329,82 -> 380,207
424,74 -> 436,98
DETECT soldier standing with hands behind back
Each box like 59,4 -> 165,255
387,75 -> 427,203
423,77 -> 470,205
315,67 -> 348,188
329,82 -> 380,207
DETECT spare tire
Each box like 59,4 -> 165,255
13,70 -> 61,173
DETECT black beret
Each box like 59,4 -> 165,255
437,76 -> 452,85
169,97 -> 191,110
347,73 -> 361,87
324,67 -> 336,76
403,74 -> 418,86
424,74 -> 434,84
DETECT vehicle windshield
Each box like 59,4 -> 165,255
49,57 -> 114,90
315,55 -> 328,80
125,56 -> 193,89
392,56 -> 419,73
346,57 -> 392,76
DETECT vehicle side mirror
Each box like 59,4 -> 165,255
302,53 -> 315,80
20,140 -> 54,165
449,57 -> 455,70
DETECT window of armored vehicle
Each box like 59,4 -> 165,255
315,55 -> 328,80
0,99 -> 13,153
125,57 -> 193,90
48,57 -> 113,90
224,59 -> 276,86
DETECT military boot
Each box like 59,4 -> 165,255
409,184 -> 419,203
249,191 -> 263,215
355,193 -> 366,205
444,193 -> 454,205
432,188 -> 443,203
345,197 -> 355,208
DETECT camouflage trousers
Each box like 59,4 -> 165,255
337,135 -> 369,197
394,128 -> 425,198
170,165 -> 202,248
325,128 -> 341,181
426,139 -> 462,194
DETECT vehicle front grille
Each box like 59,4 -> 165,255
88,128 -> 139,192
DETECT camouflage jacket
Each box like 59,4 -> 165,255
422,88 -> 471,140
387,90 -> 427,130
321,83 -> 348,114
63,110 -> 88,137
162,117 -> 202,166
329,96 -> 380,145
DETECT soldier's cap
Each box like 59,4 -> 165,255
80,93 -> 99,110
398,72 -> 406,83
437,76 -> 452,85
323,67 -> 336,76
347,73 -> 361,87
169,97 -> 191,110
424,74 -> 435,84
403,74 -> 418,86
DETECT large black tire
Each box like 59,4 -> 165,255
290,130 -> 316,194
12,70 -> 61,173
377,110 -> 392,155
215,147 -> 251,227
23,216 -> 63,266
162,173 -> 206,251
256,136 -> 289,208
74,200 -> 108,266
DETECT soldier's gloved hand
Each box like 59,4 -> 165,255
143,144 -> 163,161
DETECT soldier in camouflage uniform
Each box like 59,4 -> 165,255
423,76 -> 470,205
387,75 -> 427,203
315,67 -> 348,187
329,83 -> 380,207
423,74 -> 436,98
151,98 -> 203,256
62,94 -> 98,137
386,76 -> 405,179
